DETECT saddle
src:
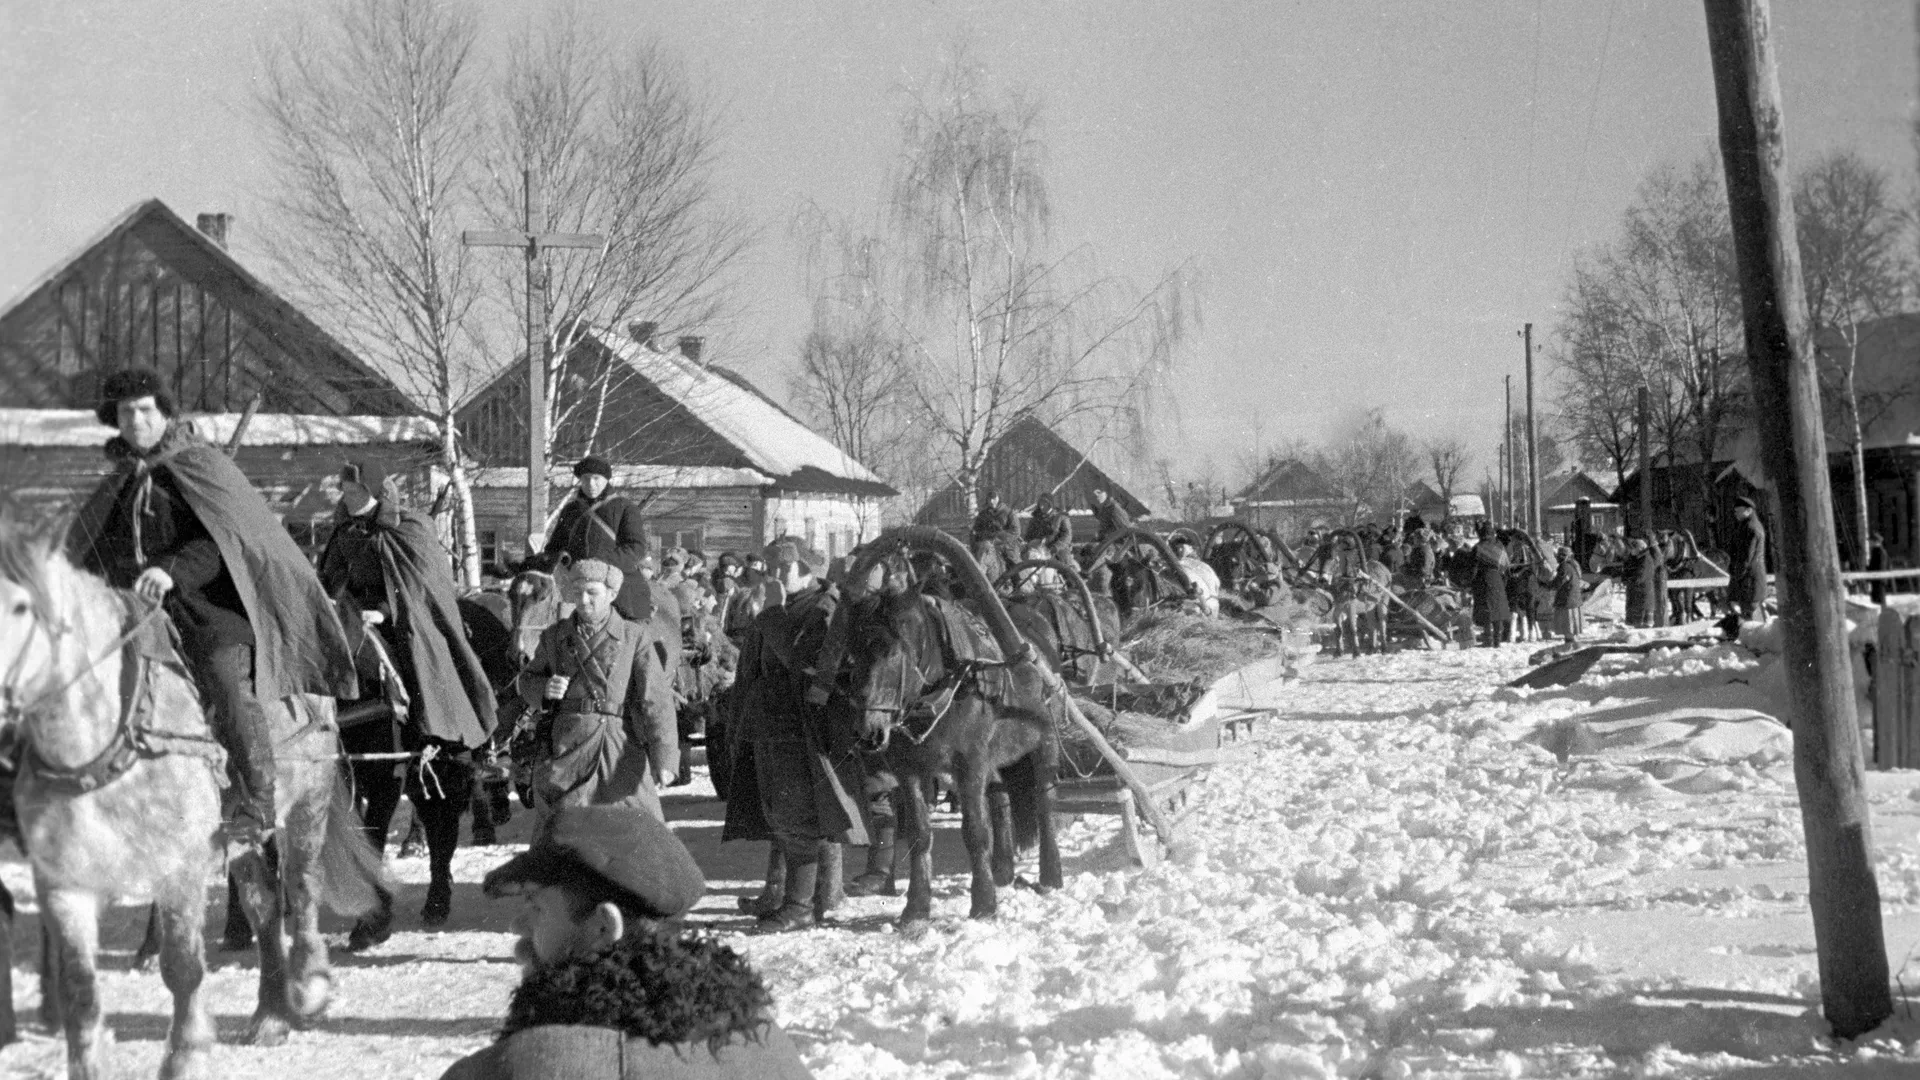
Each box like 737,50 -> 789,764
922,597 -> 1018,707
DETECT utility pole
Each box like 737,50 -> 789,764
1503,374 -> 1514,526
464,167 -> 606,550
1637,385 -> 1652,539
1706,0 -> 1890,1038
1524,323 -> 1540,534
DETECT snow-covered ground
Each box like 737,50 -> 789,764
5,626 -> 1920,1079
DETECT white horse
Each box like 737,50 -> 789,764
0,520 -> 384,1078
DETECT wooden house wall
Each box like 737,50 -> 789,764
0,214 -> 412,417
915,420 -> 1148,534
458,340 -> 745,469
1,442 -> 435,547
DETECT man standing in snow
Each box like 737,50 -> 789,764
721,539 -> 867,931
438,805 -> 813,1079
1470,523 -> 1510,646
1726,496 -> 1769,621
548,456 -> 654,622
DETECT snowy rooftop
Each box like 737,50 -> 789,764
586,327 -> 887,490
0,408 -> 438,447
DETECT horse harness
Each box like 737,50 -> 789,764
0,600 -> 226,799
865,598 -> 1019,749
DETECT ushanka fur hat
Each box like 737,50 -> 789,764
573,456 -> 614,480
569,558 -> 625,594
95,368 -> 176,426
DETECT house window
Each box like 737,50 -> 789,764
479,530 -> 500,569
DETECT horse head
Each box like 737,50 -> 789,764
843,588 -> 946,740
507,569 -> 565,666
0,517 -> 65,720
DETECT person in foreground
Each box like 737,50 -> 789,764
440,805 -> 814,1079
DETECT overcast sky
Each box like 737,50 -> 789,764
2,0 -> 1912,490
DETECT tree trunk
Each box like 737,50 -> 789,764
439,414 -> 482,588
1845,353 -> 1870,570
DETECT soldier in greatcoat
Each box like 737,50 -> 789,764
547,457 -> 653,622
1090,487 -> 1132,542
516,560 -> 678,820
1727,496 -> 1770,620
67,369 -> 357,845
720,539 -> 867,932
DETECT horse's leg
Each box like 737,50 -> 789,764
219,874 -> 253,951
131,903 -> 162,972
348,761 -> 401,950
418,787 -> 464,927
280,768 -> 333,1023
1033,738 -> 1063,892
37,918 -> 58,1030
953,750 -> 998,920
0,883 -> 13,1046
987,777 -> 1015,887
897,769 -> 935,925
231,845 -> 293,1046
154,878 -> 214,1080
41,886 -> 106,1077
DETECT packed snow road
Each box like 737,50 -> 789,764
5,636 -> 1920,1078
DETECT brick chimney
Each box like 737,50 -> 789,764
627,320 -> 658,347
195,212 -> 232,249
677,335 -> 704,363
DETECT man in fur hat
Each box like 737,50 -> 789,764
320,457 -> 497,924
720,538 -> 866,931
67,369 -> 356,844
515,560 -> 677,819
548,456 -> 653,622
1022,491 -> 1074,565
438,805 -> 812,1079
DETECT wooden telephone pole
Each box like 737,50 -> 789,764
1705,0 -> 1891,1037
1503,374 -> 1514,525
1637,386 -> 1653,539
1523,323 -> 1539,533
464,168 -> 606,549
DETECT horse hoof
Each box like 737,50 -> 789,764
347,915 -> 391,952
288,973 -> 333,1020
133,951 -> 161,975
160,1051 -> 206,1080
247,1013 -> 291,1047
421,881 -> 452,927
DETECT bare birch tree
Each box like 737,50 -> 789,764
1312,408 -> 1420,527
1794,150 -> 1912,565
256,0 -> 489,584
813,57 -> 1191,515
1425,436 -> 1471,512
486,7 -> 751,466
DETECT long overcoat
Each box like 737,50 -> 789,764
1470,538 -> 1510,628
1727,513 -> 1770,613
720,583 -> 866,846
319,498 -> 496,749
517,612 -> 676,818
68,422 -> 356,701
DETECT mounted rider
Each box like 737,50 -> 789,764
1089,487 -> 1132,542
547,456 -> 653,623
1022,491 -> 1074,566
969,490 -> 1019,567
67,369 -> 357,844
319,459 -> 496,752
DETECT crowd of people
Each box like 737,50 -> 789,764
62,370 -> 811,1077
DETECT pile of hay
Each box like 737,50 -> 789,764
1056,696 -> 1187,777
1121,610 -> 1286,684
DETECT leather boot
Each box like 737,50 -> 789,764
846,822 -> 897,897
224,705 -> 278,848
814,841 -> 845,920
737,846 -> 785,916
756,856 -> 817,932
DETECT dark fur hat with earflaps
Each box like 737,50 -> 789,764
95,369 -> 176,427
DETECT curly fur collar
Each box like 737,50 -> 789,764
501,929 -> 774,1053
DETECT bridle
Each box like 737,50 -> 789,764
0,586 -> 78,725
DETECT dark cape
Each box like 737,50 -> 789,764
436,930 -> 813,1080
68,422 -> 356,701
1470,539 -> 1510,628
549,490 -> 654,622
1728,513 -> 1770,612
320,499 -> 496,748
